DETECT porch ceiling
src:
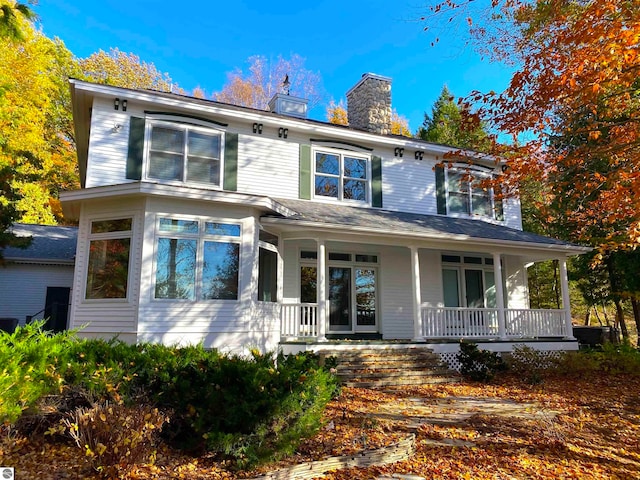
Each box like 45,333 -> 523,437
261,198 -> 590,258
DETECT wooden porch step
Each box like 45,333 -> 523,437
317,347 -> 459,388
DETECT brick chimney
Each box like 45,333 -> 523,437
346,73 -> 392,135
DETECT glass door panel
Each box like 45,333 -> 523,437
355,268 -> 376,331
300,266 -> 317,303
329,267 -> 351,331
464,269 -> 485,308
442,269 -> 461,307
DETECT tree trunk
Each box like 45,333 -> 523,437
632,299 -> 640,347
614,298 -> 628,340
584,308 -> 591,326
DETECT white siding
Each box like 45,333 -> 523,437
0,264 -> 74,326
70,198 -> 144,336
85,98 -> 134,188
237,135 -> 299,199
503,197 -> 523,230
382,153 -> 438,215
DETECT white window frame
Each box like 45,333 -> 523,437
152,215 -> 242,302
143,116 -> 226,188
84,216 -> 133,302
445,166 -> 496,219
312,146 -> 371,205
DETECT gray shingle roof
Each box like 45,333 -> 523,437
2,224 -> 78,263
265,198 -> 585,251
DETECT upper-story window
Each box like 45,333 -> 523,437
444,167 -> 500,219
314,149 -> 369,203
146,120 -> 222,186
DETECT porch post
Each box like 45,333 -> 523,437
410,246 -> 423,341
317,237 -> 327,341
493,252 -> 508,340
558,257 -> 575,339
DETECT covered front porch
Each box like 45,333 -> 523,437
260,198 -> 589,348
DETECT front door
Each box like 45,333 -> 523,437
44,287 -> 70,333
301,264 -> 378,334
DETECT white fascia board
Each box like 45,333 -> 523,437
69,79 -> 494,160
261,217 -> 591,256
60,182 -> 297,217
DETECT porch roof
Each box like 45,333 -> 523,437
262,198 -> 589,255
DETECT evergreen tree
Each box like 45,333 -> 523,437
417,85 -> 489,151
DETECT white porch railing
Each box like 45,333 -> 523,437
505,309 -> 567,338
281,303 -> 318,338
421,307 -> 567,339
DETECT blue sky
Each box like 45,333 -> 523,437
35,0 -> 514,132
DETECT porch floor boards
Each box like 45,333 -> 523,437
317,347 -> 460,388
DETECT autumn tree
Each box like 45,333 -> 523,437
0,0 -> 35,41
326,99 -> 348,126
417,85 -> 489,150
422,0 -> 640,252
215,54 -> 323,110
79,48 -> 176,92
0,20 -> 80,228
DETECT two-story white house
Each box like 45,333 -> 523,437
61,73 -> 589,360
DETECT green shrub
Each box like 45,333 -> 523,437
0,322 -> 77,423
457,341 -> 507,382
554,341 -> 640,376
506,345 -> 560,384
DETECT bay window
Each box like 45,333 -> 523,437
154,217 -> 240,301
86,218 -> 132,299
446,168 -> 496,218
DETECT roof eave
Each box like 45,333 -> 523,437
260,216 -> 591,256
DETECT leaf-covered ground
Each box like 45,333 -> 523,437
2,374 -> 640,479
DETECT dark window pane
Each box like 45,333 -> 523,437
315,152 -> 339,175
447,192 -> 469,214
188,131 -> 220,157
343,179 -> 366,201
344,157 -> 367,179
205,223 -> 241,236
155,238 -> 196,299
464,256 -> 483,264
148,152 -> 183,181
315,176 -> 339,197
442,255 -> 461,263
485,258 -> 494,265
187,157 -> 220,185
471,193 -> 492,217
91,218 -> 132,234
355,254 -> 378,263
259,230 -> 279,246
202,241 -> 239,300
151,127 -> 184,153
159,218 -> 199,234
356,268 -> 376,326
258,247 -> 278,302
86,239 -> 130,299
329,252 -> 351,261
300,250 -> 317,259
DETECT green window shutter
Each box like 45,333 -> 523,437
371,155 -> 383,208
223,132 -> 238,191
299,144 -> 311,200
126,117 -> 145,180
435,165 -> 447,215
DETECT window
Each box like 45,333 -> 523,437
86,218 -> 132,299
257,229 -> 279,302
154,217 -> 240,301
441,254 -> 498,309
147,121 -> 222,186
446,168 -> 496,218
314,149 -> 369,202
